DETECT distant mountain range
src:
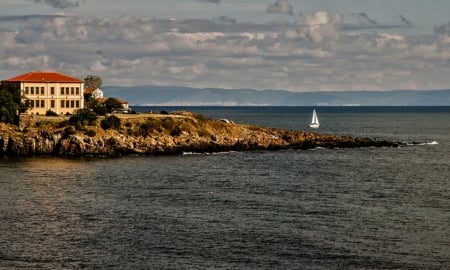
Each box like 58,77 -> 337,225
103,85 -> 450,106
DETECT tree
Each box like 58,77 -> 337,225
104,97 -> 123,113
0,81 -> 29,124
91,98 -> 107,116
84,75 -> 102,90
69,108 -> 98,129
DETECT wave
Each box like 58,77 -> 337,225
182,151 -> 237,156
406,141 -> 439,146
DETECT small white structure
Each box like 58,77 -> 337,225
91,88 -> 104,99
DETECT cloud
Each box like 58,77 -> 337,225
343,13 -> 413,32
398,15 -> 412,26
0,14 -> 68,22
434,22 -> 450,35
267,0 -> 294,16
197,0 -> 221,4
296,11 -> 343,43
26,0 -> 80,9
2,12 -> 450,91
352,12 -> 378,25
212,16 -> 237,25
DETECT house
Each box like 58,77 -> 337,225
116,98 -> 129,111
6,71 -> 84,115
84,87 -> 104,101
84,87 -> 130,113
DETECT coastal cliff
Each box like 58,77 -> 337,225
0,111 -> 398,157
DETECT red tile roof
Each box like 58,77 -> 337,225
6,71 -> 83,83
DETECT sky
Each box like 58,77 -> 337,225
1,0 -> 450,92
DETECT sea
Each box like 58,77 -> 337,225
1,106 -> 449,270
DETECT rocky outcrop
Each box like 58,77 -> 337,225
0,112 -> 400,157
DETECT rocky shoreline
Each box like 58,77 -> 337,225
0,111 -> 400,158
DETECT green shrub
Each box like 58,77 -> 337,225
85,129 -> 96,137
101,115 -> 121,130
45,110 -> 58,116
57,120 -> 70,128
137,118 -> 162,136
162,118 -> 177,131
69,109 -> 97,128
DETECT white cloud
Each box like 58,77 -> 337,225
266,0 -> 294,16
297,11 -> 343,43
1,9 -> 450,91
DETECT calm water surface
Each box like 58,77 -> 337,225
1,107 -> 449,269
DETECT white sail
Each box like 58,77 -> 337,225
309,109 -> 320,128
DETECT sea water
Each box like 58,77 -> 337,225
1,106 -> 449,269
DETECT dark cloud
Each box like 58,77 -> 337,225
434,22 -> 450,35
352,12 -> 378,25
26,0 -> 80,9
0,14 -> 67,22
398,15 -> 412,26
197,0 -> 221,4
212,16 -> 237,25
171,18 -> 277,33
267,0 -> 294,16
344,13 -> 414,31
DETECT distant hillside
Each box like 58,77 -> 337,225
103,85 -> 450,106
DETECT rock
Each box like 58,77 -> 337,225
0,113 -> 401,158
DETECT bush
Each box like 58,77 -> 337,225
45,110 -> 58,116
101,115 -> 121,130
85,129 -> 96,137
57,120 -> 70,128
162,118 -> 177,131
93,105 -> 107,116
137,118 -> 162,136
69,109 -> 97,128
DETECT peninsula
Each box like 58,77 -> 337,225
0,111 -> 399,158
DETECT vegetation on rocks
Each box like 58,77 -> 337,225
101,115 -> 121,130
0,111 -> 400,157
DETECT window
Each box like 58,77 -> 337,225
66,87 -> 70,95
30,100 -> 34,108
71,87 -> 75,95
66,100 -> 70,108
35,100 -> 39,108
61,87 -> 64,95
76,87 -> 80,95
51,87 -> 55,95
41,100 -> 45,108
71,100 -> 75,108
41,87 -> 44,95
25,87 -> 29,94
51,100 -> 55,108
76,100 -> 80,108
61,100 -> 65,108
31,87 -> 34,95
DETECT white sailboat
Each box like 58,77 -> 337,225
309,109 -> 320,128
